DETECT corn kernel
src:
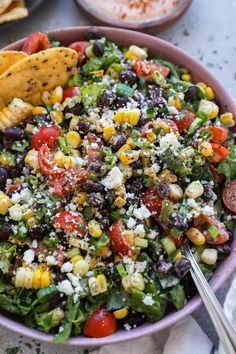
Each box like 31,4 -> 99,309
199,141 -> 213,157
186,227 -> 206,246
199,99 -> 219,119
8,203 -> 22,221
91,70 -> 104,78
50,110 -> 63,124
116,144 -> 132,157
185,181 -> 204,199
38,263 -> 47,271
53,150 -> 65,168
41,91 -> 51,106
197,82 -> 207,91
88,257 -> 97,270
76,192 -> 87,205
70,255 -> 83,264
146,131 -> 156,142
32,106 -> 47,115
114,111 -> 124,123
96,245 -> 111,258
41,270 -> 50,288
130,273 -> 145,291
96,274 -> 107,293
51,86 -> 63,105
73,259 -> 89,276
88,277 -> 100,296
144,167 -> 156,179
32,269 -> 43,289
129,109 -> 140,126
158,169 -> 177,183
88,219 -> 103,238
124,230 -> 135,246
119,150 -> 139,165
126,137 -> 136,148
169,184 -> 183,201
61,155 -> 71,169
220,112 -> 235,127
114,196 -> 126,208
181,73 -> 192,82
175,98 -> 183,110
201,249 -> 217,265
15,268 -> 26,287
113,307 -> 128,319
24,269 -> 33,289
69,116 -> 80,130
25,149 -> 39,169
122,275 -> 132,293
66,131 -> 81,148
205,86 -> 215,100
103,125 -> 116,141
173,252 -> 182,262
0,193 -> 13,215
125,45 -> 147,61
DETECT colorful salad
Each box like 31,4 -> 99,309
0,29 -> 235,343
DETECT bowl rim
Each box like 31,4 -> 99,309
1,26 -> 236,347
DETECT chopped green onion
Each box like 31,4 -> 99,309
188,118 -> 203,134
207,225 -> 219,239
170,227 -> 182,238
116,264 -> 126,278
161,237 -> 176,255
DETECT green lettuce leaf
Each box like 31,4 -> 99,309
0,242 -> 17,274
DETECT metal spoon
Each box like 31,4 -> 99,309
183,241 -> 236,354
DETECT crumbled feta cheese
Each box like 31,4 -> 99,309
202,205 -> 215,216
127,217 -> 136,229
101,166 -> 124,189
159,132 -> 180,150
57,280 -> 74,296
31,240 -> 38,249
11,192 -> 21,203
142,294 -> 155,306
187,198 -> 200,210
133,205 -> 151,220
46,255 -> 58,266
67,273 -> 80,287
23,249 -> 35,265
61,262 -> 73,273
134,224 -> 145,235
20,188 -> 33,203
124,323 -> 132,331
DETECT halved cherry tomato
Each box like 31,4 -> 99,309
68,41 -> 89,65
193,214 -> 229,244
208,127 -> 228,144
53,211 -> 87,237
173,111 -> 195,132
62,87 -> 80,102
143,187 -> 163,217
22,32 -> 50,54
222,180 -> 236,213
209,143 -> 229,164
31,125 -> 60,150
86,133 -> 104,165
83,308 -> 117,338
109,220 -> 134,256
38,144 -> 65,177
51,167 -> 89,197
135,61 -> 170,80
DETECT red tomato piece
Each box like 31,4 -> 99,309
208,126 -> 228,144
210,165 -> 225,184
169,235 -> 184,248
193,214 -> 229,244
86,133 -> 104,165
143,187 -> 163,217
38,144 -> 65,177
62,87 -> 80,102
222,180 -> 236,213
31,125 -> 60,151
83,308 -> 117,338
135,61 -> 170,79
209,143 -> 229,164
173,111 -> 195,132
22,32 -> 50,54
109,220 -> 135,256
53,211 -> 87,237
51,167 -> 89,197
68,41 -> 89,65
162,119 -> 179,133
53,246 -> 66,267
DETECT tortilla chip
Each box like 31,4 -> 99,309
0,50 -> 28,75
0,0 -> 13,15
0,0 -> 28,25
0,47 -> 78,109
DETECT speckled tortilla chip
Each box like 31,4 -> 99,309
0,51 -> 28,75
0,47 -> 78,109
0,0 -> 28,24
0,0 -> 13,15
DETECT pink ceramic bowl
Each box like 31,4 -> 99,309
1,27 -> 236,347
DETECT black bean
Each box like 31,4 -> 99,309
119,70 -> 137,85
100,217 -> 111,229
3,127 -> 24,140
181,273 -> 197,299
156,182 -> 170,199
8,154 -> 25,178
148,85 -> 162,100
169,212 -> 188,231
110,134 -> 127,152
178,177 -> 188,190
93,42 -> 104,57
174,257 -> 191,278
203,184 -> 214,200
0,167 -> 8,188
128,178 -> 144,195
3,137 -> 14,150
64,102 -> 83,115
83,180 -> 105,193
28,224 -> 48,240
132,159 -> 142,169
87,192 -> 105,207
119,312 -> 147,329
89,161 -> 105,174
0,222 -> 11,241
152,96 -> 166,109
114,97 -> 129,108
55,273 -> 67,284
126,195 -> 141,208
85,28 -> 102,40
185,86 -> 198,102
213,244 -> 231,255
48,293 -> 64,310
99,91 -> 116,107
105,190 -> 115,206
156,259 -> 173,275
33,114 -> 50,125
78,120 -> 90,134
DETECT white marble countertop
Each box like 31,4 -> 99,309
0,0 -> 235,353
